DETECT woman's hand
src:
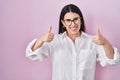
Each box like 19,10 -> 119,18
92,28 -> 114,59
32,26 -> 54,51
92,28 -> 107,45
40,26 -> 54,42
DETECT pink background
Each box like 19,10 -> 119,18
0,0 -> 120,80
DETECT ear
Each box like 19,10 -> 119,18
61,20 -> 66,27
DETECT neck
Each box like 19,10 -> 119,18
67,32 -> 81,43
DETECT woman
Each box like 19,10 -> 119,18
26,4 -> 119,80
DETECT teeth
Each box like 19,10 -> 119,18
71,27 -> 77,30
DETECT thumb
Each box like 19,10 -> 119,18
48,26 -> 52,33
96,27 -> 100,35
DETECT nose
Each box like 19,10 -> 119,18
71,21 -> 76,26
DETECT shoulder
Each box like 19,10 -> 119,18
54,32 -> 66,39
82,32 -> 93,39
53,33 -> 64,41
82,32 -> 96,44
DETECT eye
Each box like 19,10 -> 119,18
73,17 -> 79,21
65,19 -> 71,22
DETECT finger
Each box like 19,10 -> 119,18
48,38 -> 53,42
96,27 -> 100,35
48,35 -> 53,39
93,35 -> 99,40
48,26 -> 52,33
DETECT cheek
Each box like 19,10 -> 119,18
77,24 -> 81,28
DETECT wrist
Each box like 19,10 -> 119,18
39,36 -> 45,43
103,39 -> 109,46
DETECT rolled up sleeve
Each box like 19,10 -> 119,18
26,39 -> 50,61
97,46 -> 120,67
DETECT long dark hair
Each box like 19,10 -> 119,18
59,4 -> 85,34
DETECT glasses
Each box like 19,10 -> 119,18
63,17 -> 80,26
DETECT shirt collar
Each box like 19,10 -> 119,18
59,31 -> 89,38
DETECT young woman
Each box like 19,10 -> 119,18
26,4 -> 119,80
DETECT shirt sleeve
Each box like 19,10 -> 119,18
96,45 -> 120,67
26,39 -> 51,61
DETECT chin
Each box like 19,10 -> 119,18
70,31 -> 80,35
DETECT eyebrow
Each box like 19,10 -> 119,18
64,17 -> 79,20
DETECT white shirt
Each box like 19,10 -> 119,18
26,32 -> 119,80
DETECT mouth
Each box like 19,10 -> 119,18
70,26 -> 78,31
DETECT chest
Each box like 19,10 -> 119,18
52,38 -> 97,63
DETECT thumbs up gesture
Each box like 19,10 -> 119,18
41,26 -> 54,42
31,26 -> 54,51
92,28 -> 107,45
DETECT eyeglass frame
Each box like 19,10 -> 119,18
63,17 -> 81,26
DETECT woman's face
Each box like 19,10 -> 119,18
61,12 -> 81,36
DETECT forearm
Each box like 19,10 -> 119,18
103,40 -> 114,59
31,27 -> 54,51
32,37 -> 44,51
